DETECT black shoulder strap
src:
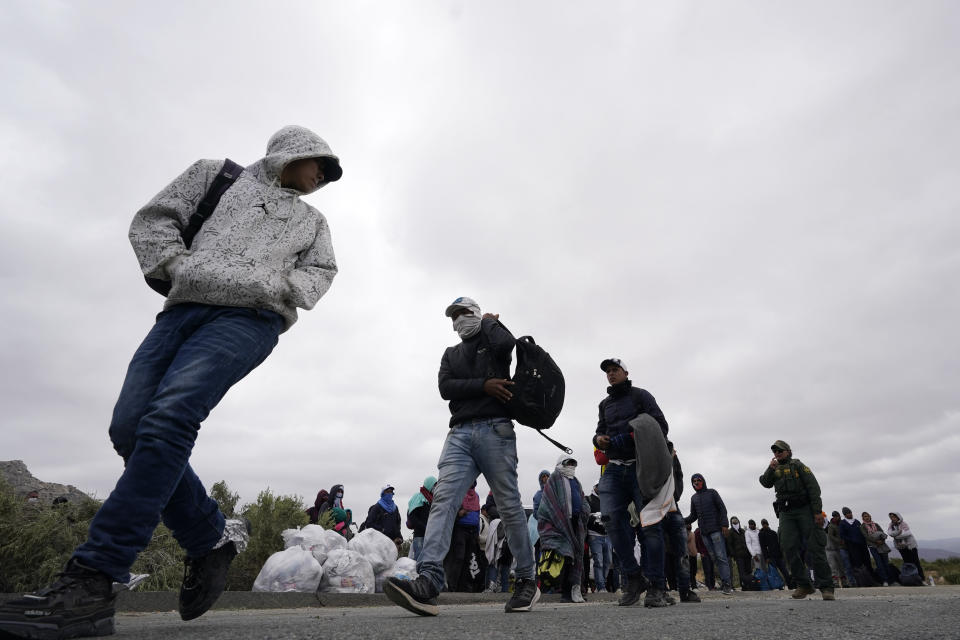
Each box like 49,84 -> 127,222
181,158 -> 244,249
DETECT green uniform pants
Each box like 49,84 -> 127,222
778,507 -> 832,590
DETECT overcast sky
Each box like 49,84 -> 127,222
2,1 -> 958,541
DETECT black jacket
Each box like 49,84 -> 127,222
594,381 -> 668,461
439,318 -> 514,427
684,475 -> 729,535
759,526 -> 782,560
360,503 -> 401,540
407,504 -> 430,538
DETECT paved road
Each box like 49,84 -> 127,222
107,587 -> 959,639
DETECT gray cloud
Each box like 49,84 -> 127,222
2,1 -> 958,540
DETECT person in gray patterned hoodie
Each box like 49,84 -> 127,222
0,125 -> 341,640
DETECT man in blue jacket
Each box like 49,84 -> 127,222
385,297 -> 539,616
684,474 -> 734,594
593,358 -> 673,608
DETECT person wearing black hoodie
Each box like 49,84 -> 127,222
306,490 -> 330,525
684,474 -> 733,594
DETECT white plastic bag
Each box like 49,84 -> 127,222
252,546 -> 324,592
320,549 -> 376,594
374,557 -> 420,593
282,525 -> 348,566
348,528 -> 398,574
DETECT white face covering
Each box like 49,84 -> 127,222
453,313 -> 481,339
556,455 -> 577,478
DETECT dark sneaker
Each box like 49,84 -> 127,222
0,558 -> 116,639
791,585 -> 815,599
505,578 -> 540,612
643,587 -> 672,608
179,518 -> 250,621
618,572 -> 650,607
820,588 -> 836,601
721,583 -> 734,595
384,576 -> 440,616
680,589 -> 701,603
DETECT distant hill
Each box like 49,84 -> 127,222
916,538 -> 960,561
0,460 -> 94,505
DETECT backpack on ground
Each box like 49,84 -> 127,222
145,158 -> 244,296
754,567 -> 771,591
899,562 -> 923,586
766,564 -> 785,590
852,564 -> 877,587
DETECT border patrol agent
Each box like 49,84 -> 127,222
759,440 -> 835,600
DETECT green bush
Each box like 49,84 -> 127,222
226,487 -> 308,590
0,478 -> 306,593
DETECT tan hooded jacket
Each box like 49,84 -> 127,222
129,125 -> 340,329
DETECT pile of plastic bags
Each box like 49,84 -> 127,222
253,525 -> 418,593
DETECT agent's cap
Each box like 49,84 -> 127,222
600,357 -> 628,372
771,440 -> 791,452
444,296 -> 479,318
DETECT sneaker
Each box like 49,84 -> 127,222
0,558 -> 116,639
179,518 -> 250,621
791,585 -> 815,599
680,589 -> 702,603
643,587 -> 671,608
384,576 -> 440,616
618,572 -> 650,607
820,588 -> 836,601
721,583 -> 734,595
505,578 -> 540,612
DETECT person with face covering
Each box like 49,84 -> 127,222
385,297 -> 540,616
306,490 -> 330,525
360,484 -> 402,544
537,456 -> 590,603
745,519 -> 762,572
0,126 -> 343,640
319,484 -> 346,517
407,477 -> 437,562
725,517 -> 752,589
887,512 -> 925,582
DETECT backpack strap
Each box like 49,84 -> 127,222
535,429 -> 573,454
144,159 -> 244,296
181,158 -> 244,249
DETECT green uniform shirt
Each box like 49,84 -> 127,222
759,457 -> 822,514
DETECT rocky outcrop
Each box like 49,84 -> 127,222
0,460 -> 94,504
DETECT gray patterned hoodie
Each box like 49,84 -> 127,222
129,125 -> 340,330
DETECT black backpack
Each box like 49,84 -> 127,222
507,336 -> 565,429
144,158 -> 244,296
480,326 -> 570,453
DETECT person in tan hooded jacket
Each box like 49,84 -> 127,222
0,126 -> 342,640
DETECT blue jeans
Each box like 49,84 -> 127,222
838,548 -> 857,585
869,547 -> 890,583
416,418 -> 534,592
597,462 -> 665,584
588,535 -> 612,590
703,530 -> 733,587
662,511 -> 691,591
73,304 -> 284,582
412,537 -> 425,562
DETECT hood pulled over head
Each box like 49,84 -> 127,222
249,125 -> 341,193
691,473 -> 707,491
